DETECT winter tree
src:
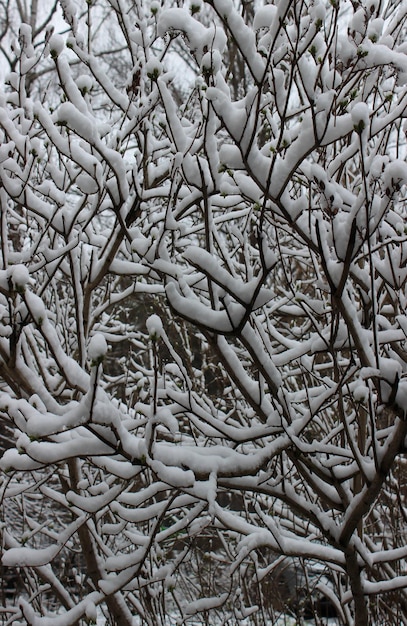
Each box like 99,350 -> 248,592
1,0 -> 407,624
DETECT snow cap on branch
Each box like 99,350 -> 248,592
7,265 -> 31,292
146,314 -> 163,339
88,334 -> 108,364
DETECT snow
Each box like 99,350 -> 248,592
148,459 -> 195,488
3,545 -> 59,568
7,264 -> 31,291
146,314 -> 163,338
48,33 -> 65,56
219,144 -> 244,169
201,49 -> 222,75
158,8 -> 227,63
384,160 -> 407,192
2,515 -> 87,567
76,74 -> 93,93
145,56 -> 163,79
253,5 -> 277,31
395,380 -> 407,414
57,102 -> 96,142
76,171 -> 99,194
2,1 -> 407,624
183,246 -> 274,308
185,593 -> 228,615
166,281 -> 236,332
351,102 -> 370,134
25,292 -> 47,324
155,406 -> 178,434
88,334 -> 108,361
85,601 -> 97,622
66,483 -> 123,514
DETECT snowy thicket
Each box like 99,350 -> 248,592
1,0 -> 407,624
